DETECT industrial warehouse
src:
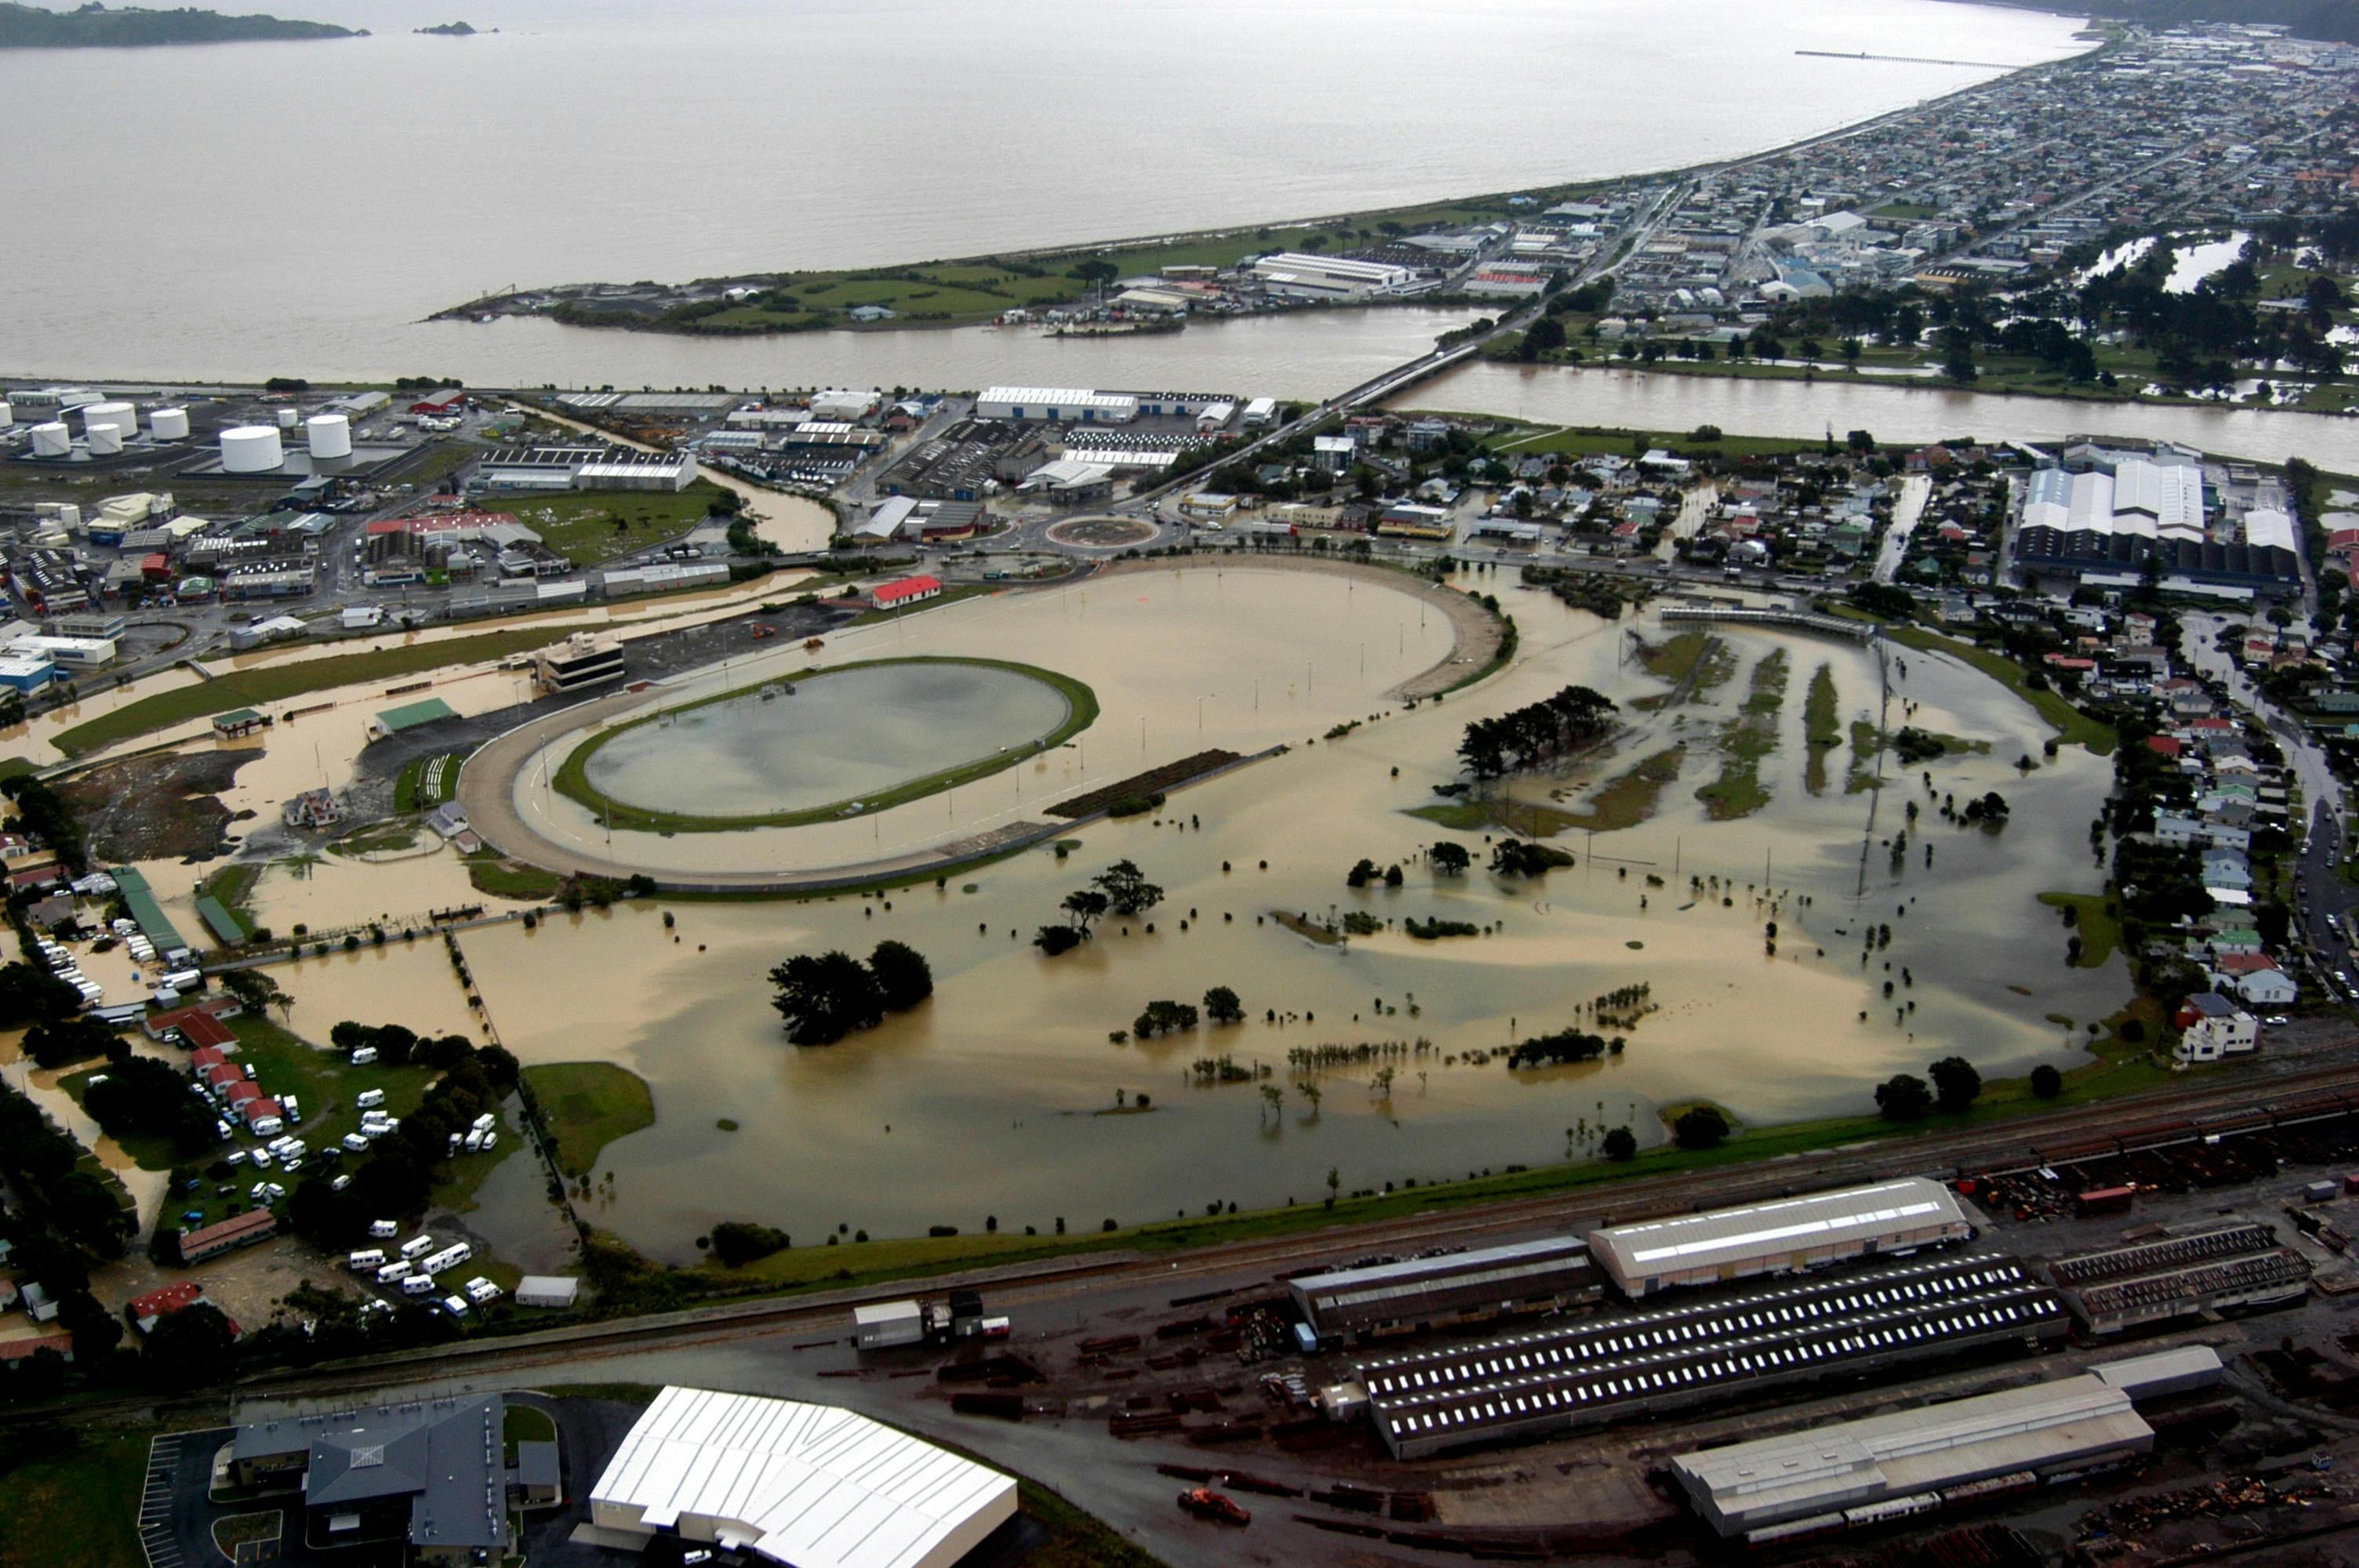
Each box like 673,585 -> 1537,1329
1584,1176 -> 1976,1297
1670,1346 -> 2226,1541
2047,1218 -> 2312,1335
1288,1237 -> 1602,1341
1354,1254 -> 2067,1459
583,1385 -> 1016,1568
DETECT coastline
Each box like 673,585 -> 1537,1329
438,27 -> 2108,339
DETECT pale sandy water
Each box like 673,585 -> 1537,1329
427,567 -> 2126,1258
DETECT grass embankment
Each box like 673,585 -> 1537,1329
53,623 -> 608,758
463,854 -> 563,901
1696,648 -> 1787,820
522,1061 -> 655,1178
198,862 -> 263,931
0,1423 -> 159,1568
2038,891 -> 2124,969
705,1027 -> 2179,1298
489,483 -> 730,567
395,750 -> 467,811
1839,614 -> 2117,755
1559,746 -> 1685,833
1847,718 -> 1885,793
1470,416 -> 1830,462
550,656 -> 1100,834
1803,662 -> 1841,797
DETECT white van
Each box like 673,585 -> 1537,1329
354,1089 -> 385,1109
343,1134 -> 371,1152
349,1047 -> 377,1065
441,1294 -> 471,1317
376,1260 -> 413,1283
160,968 -> 203,991
369,1218 -> 399,1239
464,1278 -> 502,1305
402,1275 -> 439,1298
347,1248 -> 386,1271
399,1234 -> 434,1260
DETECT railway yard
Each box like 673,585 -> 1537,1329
69,1056 -> 2359,1568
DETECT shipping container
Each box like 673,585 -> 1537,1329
856,1299 -> 925,1349
2075,1185 -> 2135,1216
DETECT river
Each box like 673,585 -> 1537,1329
1401,361 -> 2359,469
0,0 -> 2087,381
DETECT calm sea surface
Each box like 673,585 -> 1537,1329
0,0 -> 2085,383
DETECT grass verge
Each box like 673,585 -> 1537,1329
55,623 -> 607,758
2037,890 -> 2124,969
1696,648 -> 1786,820
1804,662 -> 1840,796
0,1422 -> 159,1568
1881,623 -> 2117,754
1559,746 -> 1685,833
523,1061 -> 656,1178
550,656 -> 1099,833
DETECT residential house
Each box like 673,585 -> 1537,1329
2173,993 -> 2258,1064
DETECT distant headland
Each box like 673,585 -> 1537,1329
0,2 -> 362,47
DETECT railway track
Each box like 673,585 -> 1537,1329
40,1057 -> 2359,1427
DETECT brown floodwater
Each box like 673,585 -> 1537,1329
446,566 -> 2124,1259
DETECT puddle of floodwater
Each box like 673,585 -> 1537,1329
450,568 -> 2125,1258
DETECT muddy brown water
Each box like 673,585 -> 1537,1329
397,564 -> 2129,1260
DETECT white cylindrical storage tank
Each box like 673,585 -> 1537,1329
82,401 -> 136,441
150,407 -> 190,441
220,426 -> 284,474
305,413 -> 352,459
31,422 -> 71,457
275,407 -> 299,430
87,424 -> 123,456
0,400 -> 14,426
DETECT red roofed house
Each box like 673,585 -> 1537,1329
176,1208 -> 276,1265
869,574 -> 943,611
239,1097 -> 284,1134
127,1281 -> 238,1337
188,1045 -> 227,1073
2146,735 -> 2183,759
143,996 -> 242,1044
201,1062 -> 241,1091
0,1333 -> 75,1367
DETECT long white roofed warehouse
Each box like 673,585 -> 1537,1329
1288,1237 -> 1602,1341
1670,1346 -> 2223,1541
1355,1254 -> 2066,1459
1587,1177 -> 1974,1298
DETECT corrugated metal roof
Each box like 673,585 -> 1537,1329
1589,1178 -> 1967,1282
589,1386 -> 1016,1568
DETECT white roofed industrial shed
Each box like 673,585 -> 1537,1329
1587,1177 -> 1973,1298
587,1386 -> 1016,1568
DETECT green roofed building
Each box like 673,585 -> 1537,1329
211,708 -> 269,739
194,896 -> 248,945
113,866 -> 190,957
370,697 -> 459,738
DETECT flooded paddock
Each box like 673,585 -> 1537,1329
445,564 -> 2126,1259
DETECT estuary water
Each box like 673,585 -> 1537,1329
0,0 -> 2088,381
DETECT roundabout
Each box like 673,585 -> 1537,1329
1041,514 -> 1160,550
551,656 -> 1096,833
